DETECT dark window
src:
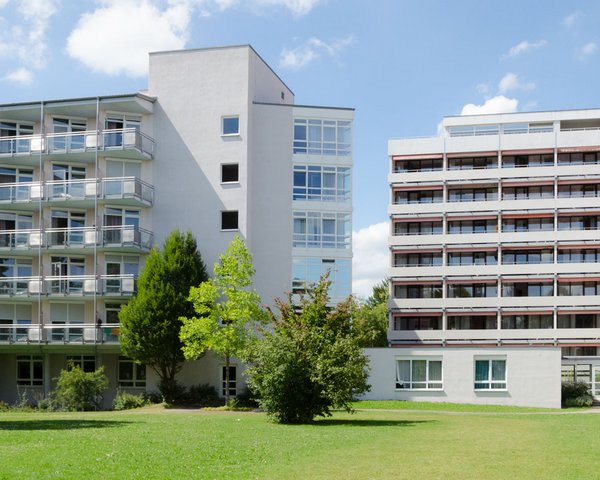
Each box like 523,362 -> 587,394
221,164 -> 239,183
222,365 -> 237,397
221,211 -> 239,230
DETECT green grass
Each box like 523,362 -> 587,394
1,407 -> 599,479
352,399 -> 563,413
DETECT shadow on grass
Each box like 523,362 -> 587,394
0,419 -> 134,431
311,419 -> 434,427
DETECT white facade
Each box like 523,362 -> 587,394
379,109 -> 600,407
0,45 -> 353,406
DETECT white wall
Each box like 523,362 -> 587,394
363,346 -> 562,408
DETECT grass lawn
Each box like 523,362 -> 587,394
1,406 -> 599,480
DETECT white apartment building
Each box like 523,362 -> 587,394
0,45 -> 353,407
367,109 -> 600,408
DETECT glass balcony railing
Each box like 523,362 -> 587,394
0,323 -> 121,344
46,227 -> 96,248
0,182 -> 42,203
0,129 -> 154,158
46,179 -> 97,201
102,177 -> 154,204
0,277 -> 41,296
44,275 -> 136,296
0,229 -> 42,249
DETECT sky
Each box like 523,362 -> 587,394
0,0 -> 599,297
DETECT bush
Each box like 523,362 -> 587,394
235,387 -> 259,408
187,383 -> 219,406
0,401 -> 10,412
36,392 -> 58,411
561,382 -> 593,408
158,379 -> 188,406
113,391 -> 146,411
55,366 -> 109,411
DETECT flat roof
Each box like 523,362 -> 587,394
254,101 -> 354,111
0,92 -> 155,110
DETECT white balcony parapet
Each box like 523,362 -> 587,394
0,323 -> 121,344
0,128 -> 154,159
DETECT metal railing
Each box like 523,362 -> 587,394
46,178 -> 97,201
0,129 -> 154,158
0,277 -> 41,296
0,323 -> 121,344
102,176 -> 154,204
46,227 -> 95,248
44,274 -> 136,296
0,229 -> 42,249
101,225 -> 153,249
0,182 -> 42,203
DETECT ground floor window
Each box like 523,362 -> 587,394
474,358 -> 506,390
118,357 -> 146,387
222,365 -> 237,397
66,355 -> 96,373
396,358 -> 442,390
16,355 -> 43,386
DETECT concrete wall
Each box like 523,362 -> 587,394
363,346 -> 562,408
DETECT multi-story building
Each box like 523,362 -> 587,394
0,45 -> 353,406
367,109 -> 600,408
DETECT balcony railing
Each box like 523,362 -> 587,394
46,177 -> 154,205
101,225 -> 153,249
0,277 -> 41,296
0,182 -> 42,203
44,274 -> 136,296
102,176 -> 154,204
46,178 -> 97,201
0,323 -> 120,344
0,129 -> 154,158
46,227 -> 96,248
0,229 -> 42,249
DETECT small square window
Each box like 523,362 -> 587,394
221,211 -> 239,230
222,116 -> 239,136
221,164 -> 239,183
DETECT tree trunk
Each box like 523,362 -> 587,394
225,355 -> 230,405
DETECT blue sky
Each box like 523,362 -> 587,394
0,0 -> 599,296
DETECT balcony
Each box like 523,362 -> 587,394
101,225 -> 153,251
0,182 -> 43,209
46,177 -> 154,207
0,128 -> 154,163
46,227 -> 97,250
44,274 -> 136,297
0,229 -> 43,253
0,277 -> 41,297
0,323 -> 120,344
45,226 -> 152,253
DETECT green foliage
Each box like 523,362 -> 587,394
352,278 -> 389,348
113,391 -> 147,411
180,235 -> 266,402
561,382 -> 593,408
187,383 -> 220,406
247,277 -> 370,424
55,366 -> 109,411
119,229 -> 207,402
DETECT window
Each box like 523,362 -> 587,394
293,165 -> 350,202
447,316 -> 497,330
502,154 -> 553,168
222,365 -> 237,397
557,314 -> 599,329
66,355 -> 96,373
292,257 -> 351,300
558,215 -> 600,231
0,257 -> 32,295
16,355 -> 43,386
447,219 -> 497,234
51,118 -> 86,152
118,357 -> 146,387
474,359 -> 506,390
447,251 -> 497,265
0,303 -> 31,342
558,249 -> 600,263
222,116 -> 239,136
105,255 -> 139,294
394,251 -> 443,267
49,210 -> 86,247
50,256 -> 85,294
50,303 -> 85,342
393,284 -> 443,299
394,158 -> 443,173
501,282 -> 553,297
221,164 -> 239,183
447,156 -> 497,170
221,211 -> 239,230
558,151 -> 600,166
558,281 -> 600,296
0,122 -> 34,154
501,249 -> 553,265
558,183 -> 600,198
394,221 -> 443,236
393,316 -> 441,330
293,211 -> 350,249
502,185 -> 554,200
0,167 -> 34,202
394,189 -> 443,204
0,212 -> 32,248
501,217 -> 554,232
501,315 -> 553,329
396,358 -> 442,390
447,187 -> 497,202
293,118 -> 351,156
447,283 -> 498,298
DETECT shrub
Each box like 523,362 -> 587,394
36,392 -> 58,411
561,382 -> 593,408
55,366 -> 109,411
159,379 -> 188,406
113,391 -> 146,411
0,401 -> 10,412
235,387 -> 259,408
187,383 -> 219,406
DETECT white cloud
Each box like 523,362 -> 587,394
352,222 -> 389,299
252,0 -> 323,16
67,0 -> 192,77
279,35 -> 354,71
501,40 -> 546,60
576,42 -> 597,60
564,11 -> 582,28
498,73 -> 535,94
460,95 -> 519,116
0,0 -> 58,84
4,67 -> 33,85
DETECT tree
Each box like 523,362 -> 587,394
119,230 -> 208,402
353,278 -> 389,348
247,277 -> 370,424
180,235 -> 266,404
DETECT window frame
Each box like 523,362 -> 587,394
221,116 -> 240,136
16,354 -> 43,386
474,357 -> 507,391
118,356 -> 146,388
395,357 -> 443,391
221,365 -> 237,397
220,163 -> 239,184
220,210 -> 239,231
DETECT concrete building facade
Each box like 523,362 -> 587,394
374,109 -> 600,408
0,45 -> 353,407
